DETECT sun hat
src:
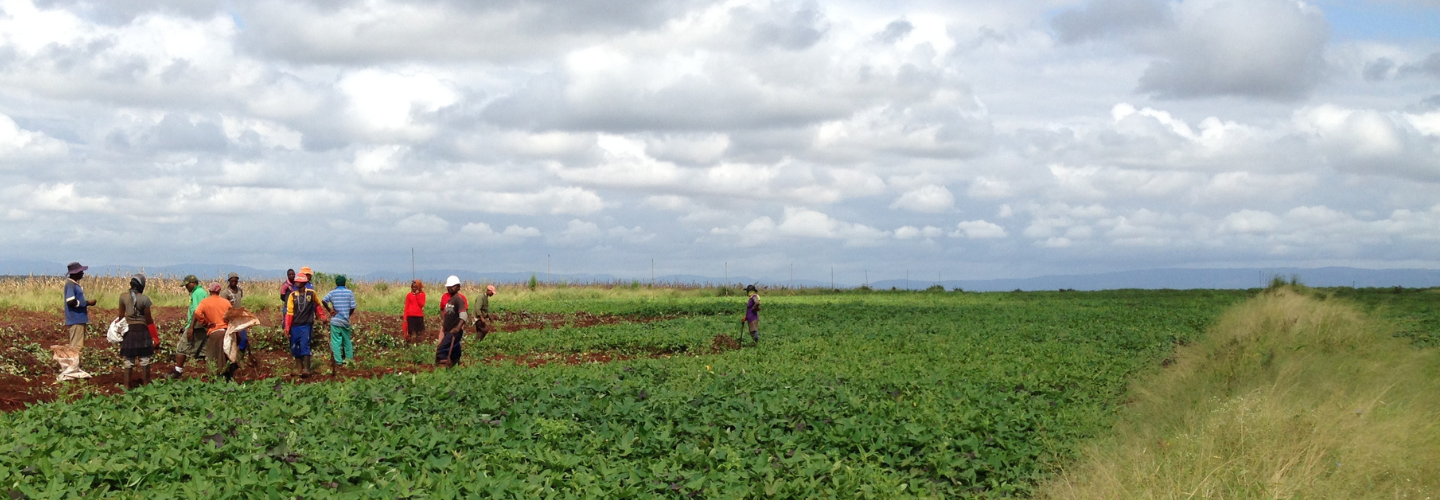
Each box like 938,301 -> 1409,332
300,266 -> 313,275
745,284 -> 758,292
207,282 -> 222,293
182,275 -> 200,286
66,262 -> 88,275
445,276 -> 461,287
486,285 -> 496,294
294,274 -> 310,283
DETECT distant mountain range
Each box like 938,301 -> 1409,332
2,259 -> 1436,291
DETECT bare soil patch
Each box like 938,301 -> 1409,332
0,307 -> 737,412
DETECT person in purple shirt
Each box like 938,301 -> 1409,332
744,284 -> 761,346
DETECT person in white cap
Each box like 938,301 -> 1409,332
435,276 -> 468,368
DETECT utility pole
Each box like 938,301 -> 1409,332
906,269 -> 909,291
547,254 -> 551,286
864,270 -> 868,287
724,261 -> 728,289
789,263 -> 793,291
830,267 -> 834,291
650,259 -> 654,286
410,248 -> 415,281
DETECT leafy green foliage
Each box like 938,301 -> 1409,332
0,290 -> 1250,497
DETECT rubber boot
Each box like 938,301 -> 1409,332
125,367 -> 135,389
141,365 -> 151,386
751,331 -> 759,345
303,355 -> 313,377
294,357 -> 305,378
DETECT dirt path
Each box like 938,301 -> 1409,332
0,307 -> 734,412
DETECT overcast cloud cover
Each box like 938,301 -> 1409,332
0,0 -> 1437,282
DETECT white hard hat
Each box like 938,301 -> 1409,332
445,275 -> 461,287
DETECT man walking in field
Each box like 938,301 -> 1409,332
284,273 -> 323,378
61,262 -> 96,372
403,280 -> 426,343
221,273 -> 250,366
192,282 -> 234,380
435,276 -> 468,368
322,275 -> 358,374
744,284 -> 761,346
169,274 -> 209,380
473,284 -> 496,342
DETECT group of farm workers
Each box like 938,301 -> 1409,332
59,261 -> 497,388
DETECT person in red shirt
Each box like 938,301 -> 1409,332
403,280 -> 426,343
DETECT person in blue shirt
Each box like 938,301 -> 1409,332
322,274 -> 358,375
62,262 -> 96,353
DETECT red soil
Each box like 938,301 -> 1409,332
0,307 -> 736,412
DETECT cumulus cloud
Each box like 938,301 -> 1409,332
951,220 -> 1007,239
712,206 -> 888,247
0,0 -> 1438,278
1297,105 -> 1440,180
889,185 -> 954,213
1054,0 -> 1329,100
1051,0 -> 1171,43
1137,0 -> 1329,100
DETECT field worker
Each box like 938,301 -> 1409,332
472,284 -> 496,343
169,274 -> 209,380
322,275 -> 358,374
744,284 -> 761,345
114,274 -> 158,388
284,273 -> 323,378
221,273 -> 250,366
62,262 -> 96,356
300,266 -> 315,290
435,276 -> 468,368
403,280 -> 426,343
279,268 -> 297,304
192,282 -> 235,380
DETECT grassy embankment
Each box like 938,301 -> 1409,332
1037,285 -> 1440,499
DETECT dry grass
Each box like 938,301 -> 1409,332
0,274 -> 775,314
1037,287 -> 1440,499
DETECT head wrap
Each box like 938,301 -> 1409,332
335,275 -> 347,286
412,279 -> 424,291
207,282 -> 222,294
130,274 -> 147,293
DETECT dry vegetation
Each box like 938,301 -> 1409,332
1038,286 -> 1440,499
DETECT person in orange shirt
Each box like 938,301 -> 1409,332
191,282 -> 236,380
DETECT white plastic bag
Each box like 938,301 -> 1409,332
106,318 -> 127,344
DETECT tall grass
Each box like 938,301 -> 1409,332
1037,286 -> 1440,499
0,275 -> 854,315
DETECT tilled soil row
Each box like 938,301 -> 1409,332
0,307 -> 727,412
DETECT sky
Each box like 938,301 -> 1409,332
0,0 -> 1437,283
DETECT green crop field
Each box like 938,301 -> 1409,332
0,289 -> 1254,498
